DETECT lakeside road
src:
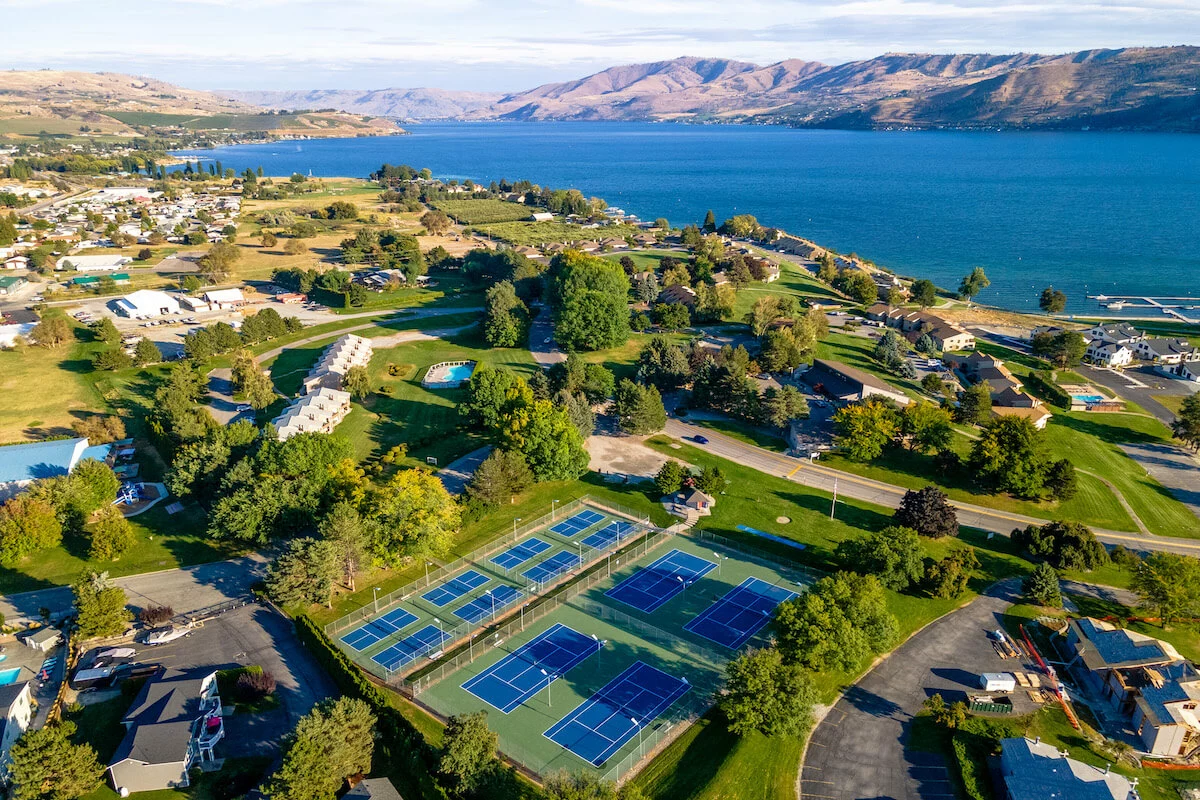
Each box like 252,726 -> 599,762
662,418 -> 1200,556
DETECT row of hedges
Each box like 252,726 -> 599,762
294,615 -> 445,800
1026,371 -> 1072,410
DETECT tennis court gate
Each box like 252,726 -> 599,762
397,526 -> 680,696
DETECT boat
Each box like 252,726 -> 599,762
1096,295 -> 1109,302
1105,301 -> 1126,310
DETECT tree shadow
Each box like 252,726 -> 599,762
844,685 -> 905,719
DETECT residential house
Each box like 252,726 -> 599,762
301,334 -> 373,394
114,290 -> 182,319
1066,617 -> 1200,757
657,284 -> 697,308
802,359 -> 911,406
58,254 -> 132,272
2,255 -> 29,270
0,437 -> 112,501
908,321 -> 975,352
0,276 -> 26,296
272,387 -> 353,440
346,778 -> 404,800
108,668 -> 224,793
992,406 -> 1053,430
1086,341 -> 1135,368
202,288 -> 245,310
529,212 -> 554,222
680,488 -> 715,512
1157,362 -> 1200,384
0,682 -> 33,774
1088,323 -> 1144,346
1134,338 -> 1199,365
999,737 -> 1139,800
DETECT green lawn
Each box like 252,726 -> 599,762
815,331 -> 926,401
335,327 -> 536,467
0,321 -> 108,443
469,221 -> 641,246
431,198 -> 532,225
730,258 -> 845,320
600,249 -> 683,272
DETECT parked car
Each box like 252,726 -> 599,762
235,404 -> 252,413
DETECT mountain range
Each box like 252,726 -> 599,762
221,46 -> 1200,131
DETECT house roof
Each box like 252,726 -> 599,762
0,681 -> 30,716
1140,338 -> 1194,357
0,438 -> 109,485
111,719 -> 194,767
122,668 -> 212,727
1000,737 -> 1136,800
993,407 -> 1052,425
1071,618 -> 1181,670
203,288 -> 244,303
810,359 -> 906,399
1136,662 -> 1200,727
346,778 -> 404,800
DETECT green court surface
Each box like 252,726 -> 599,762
413,530 -> 810,781
328,499 -> 652,681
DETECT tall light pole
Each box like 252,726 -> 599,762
373,586 -> 380,615
513,517 -> 522,540
424,561 -> 431,584
631,717 -> 642,755
552,499 -> 560,521
540,669 -> 556,707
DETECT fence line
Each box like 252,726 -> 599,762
690,528 -> 820,584
397,527 -> 676,694
325,495 -> 650,639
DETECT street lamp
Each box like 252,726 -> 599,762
373,586 -> 381,614
540,669 -> 557,707
513,517 -> 523,539
424,561 -> 432,584
631,717 -> 642,755
552,499 -> 560,521
592,634 -> 606,668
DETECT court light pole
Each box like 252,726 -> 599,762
631,717 -> 641,756
540,669 -> 557,707
373,587 -> 380,615
513,517 -> 522,539
552,499 -> 560,521
425,561 -> 431,584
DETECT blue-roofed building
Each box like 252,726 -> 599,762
0,438 -> 112,501
1000,737 -> 1139,800
1066,617 -> 1200,757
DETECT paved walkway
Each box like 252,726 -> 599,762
437,445 -> 492,495
663,418 -> 1200,556
801,581 -> 1023,800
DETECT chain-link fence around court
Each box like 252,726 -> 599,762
324,496 -> 657,681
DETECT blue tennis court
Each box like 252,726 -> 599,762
463,623 -> 600,713
340,607 -> 418,651
605,549 -> 716,613
371,624 -> 450,672
684,577 -> 798,649
422,570 -> 490,607
582,521 -> 636,550
522,550 -> 581,584
544,661 -> 690,767
550,509 -> 606,537
490,538 -> 552,571
454,585 -> 524,624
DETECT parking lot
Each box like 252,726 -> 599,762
77,603 -> 336,749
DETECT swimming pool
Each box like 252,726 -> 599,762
0,667 -> 22,686
1072,394 -> 1106,404
422,361 -> 477,389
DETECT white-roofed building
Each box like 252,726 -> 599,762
114,290 -> 181,319
202,288 -> 245,310
301,334 -> 373,394
271,388 -> 352,440
58,254 -> 132,272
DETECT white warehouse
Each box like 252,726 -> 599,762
115,290 -> 182,319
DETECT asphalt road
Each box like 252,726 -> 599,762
801,582 -> 1024,800
1077,363 -> 1189,426
529,306 -> 565,366
0,554 -> 267,624
663,418 -> 1200,556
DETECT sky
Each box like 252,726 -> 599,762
2,0 -> 1197,91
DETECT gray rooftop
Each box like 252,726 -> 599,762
1076,618 -> 1172,668
1001,737 -> 1137,800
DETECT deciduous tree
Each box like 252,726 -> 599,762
835,526 -> 924,591
833,399 -> 898,461
893,486 -> 959,538
1039,287 -> 1067,313
439,711 -> 498,797
371,469 -> 461,563
723,647 -> 816,737
968,415 -> 1049,497
264,697 -> 376,800
1131,552 -> 1200,626
773,572 -> 897,672
88,506 -> 135,561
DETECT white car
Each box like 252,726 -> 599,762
145,626 -> 191,646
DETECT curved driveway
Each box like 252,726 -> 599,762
801,582 -> 1022,800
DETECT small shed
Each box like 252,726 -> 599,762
979,672 -> 1016,692
679,488 -> 715,512
346,778 -> 404,800
23,627 -> 62,652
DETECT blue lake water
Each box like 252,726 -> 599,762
173,123 -> 1200,313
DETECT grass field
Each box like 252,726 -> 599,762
815,331 -> 926,400
432,199 -> 532,225
334,327 -> 537,467
470,221 -> 641,246
0,323 -> 107,443
730,258 -> 845,320
600,250 -> 683,272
